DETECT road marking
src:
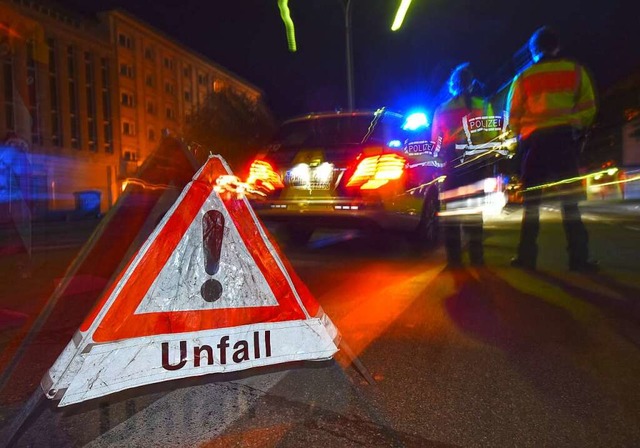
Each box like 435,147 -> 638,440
625,226 -> 640,231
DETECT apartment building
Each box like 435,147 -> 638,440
1,0 -> 119,216
104,10 -> 262,178
0,0 -> 261,216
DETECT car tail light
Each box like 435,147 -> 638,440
247,159 -> 283,191
346,154 -> 406,190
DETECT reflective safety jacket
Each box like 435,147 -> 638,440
431,95 -> 499,190
507,58 -> 597,140
431,95 -> 496,151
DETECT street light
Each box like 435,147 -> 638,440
341,0 -> 412,110
278,1 -> 411,111
341,0 -> 355,110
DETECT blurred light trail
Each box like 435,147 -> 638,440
391,0 -> 413,31
523,167 -> 621,192
121,178 -> 174,192
277,0 -> 297,52
406,175 -> 446,196
588,174 -> 640,189
0,22 -> 23,38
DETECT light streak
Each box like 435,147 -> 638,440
0,23 -> 23,39
588,174 -> 640,189
391,0 -> 413,31
406,175 -> 446,195
277,0 -> 297,52
523,167 -> 623,192
121,178 -> 174,192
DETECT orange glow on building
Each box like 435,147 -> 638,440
0,1 -> 262,217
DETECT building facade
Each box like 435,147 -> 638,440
104,10 -> 262,180
0,0 -> 261,217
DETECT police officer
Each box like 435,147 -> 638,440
507,26 -> 598,272
432,63 -> 496,268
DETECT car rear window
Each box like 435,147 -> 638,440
273,115 -> 378,149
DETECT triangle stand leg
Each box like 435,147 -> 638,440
338,340 -> 376,385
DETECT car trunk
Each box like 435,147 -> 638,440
265,145 -> 364,198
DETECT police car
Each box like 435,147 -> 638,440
245,108 -> 444,247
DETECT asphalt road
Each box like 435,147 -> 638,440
2,201 -> 640,447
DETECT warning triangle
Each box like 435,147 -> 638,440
41,156 -> 340,407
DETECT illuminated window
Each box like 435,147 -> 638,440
122,121 -> 136,136
67,45 -> 80,149
213,79 -> 225,92
163,56 -> 175,71
85,52 -> 97,151
26,40 -> 41,145
48,38 -> 62,146
145,73 -> 155,87
119,63 -> 134,78
123,149 -> 138,161
101,58 -> 113,153
121,91 -> 135,107
118,33 -> 133,49
146,100 -> 156,115
144,47 -> 155,61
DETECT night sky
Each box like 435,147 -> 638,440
58,0 -> 639,119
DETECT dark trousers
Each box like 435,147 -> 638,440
444,213 -> 484,265
516,126 -> 590,267
518,187 -> 589,266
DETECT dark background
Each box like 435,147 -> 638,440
57,0 -> 639,120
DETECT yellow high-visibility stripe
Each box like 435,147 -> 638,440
507,59 -> 596,139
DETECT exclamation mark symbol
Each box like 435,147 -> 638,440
201,210 -> 224,302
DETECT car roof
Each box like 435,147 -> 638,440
281,109 -> 403,125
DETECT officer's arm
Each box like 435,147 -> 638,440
575,66 -> 597,129
506,75 -> 524,136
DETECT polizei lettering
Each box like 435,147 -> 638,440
161,331 -> 272,371
405,138 -> 441,156
467,115 -> 504,133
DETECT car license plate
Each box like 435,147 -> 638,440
285,163 -> 334,190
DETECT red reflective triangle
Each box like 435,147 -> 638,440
80,157 -> 317,343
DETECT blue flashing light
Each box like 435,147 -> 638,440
388,139 -> 403,148
402,112 -> 429,131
